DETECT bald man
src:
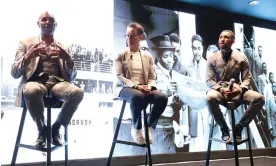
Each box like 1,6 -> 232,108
11,11 -> 84,147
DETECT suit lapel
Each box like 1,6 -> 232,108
140,50 -> 149,83
125,48 -> 133,78
26,37 -> 41,80
123,49 -> 149,84
222,52 -> 237,80
33,36 -> 41,67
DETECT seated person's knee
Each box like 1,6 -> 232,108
131,92 -> 144,102
159,93 -> 168,102
71,87 -> 84,101
23,83 -> 43,97
206,91 -> 217,102
254,94 -> 265,106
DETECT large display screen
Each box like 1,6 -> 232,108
234,23 -> 276,148
0,0 -> 273,164
1,0 -> 114,164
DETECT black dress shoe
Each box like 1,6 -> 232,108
52,125 -> 62,146
235,124 -> 243,143
35,130 -> 46,148
221,127 -> 231,143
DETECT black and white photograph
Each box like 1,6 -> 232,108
99,102 -> 113,108
234,23 -> 276,148
114,0 -> 211,154
69,44 -> 113,73
73,79 -> 97,93
0,0 -> 115,164
1,0 -> 275,165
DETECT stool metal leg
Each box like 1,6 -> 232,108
11,105 -> 28,166
246,125 -> 254,166
145,151 -> 148,166
65,127 -> 68,166
106,100 -> 126,166
47,105 -> 52,166
230,110 -> 239,166
143,109 -> 152,166
205,118 -> 214,166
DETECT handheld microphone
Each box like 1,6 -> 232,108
229,78 -> 235,91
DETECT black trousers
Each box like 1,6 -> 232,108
119,88 -> 168,129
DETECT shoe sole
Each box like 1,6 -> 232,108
222,134 -> 232,144
235,138 -> 242,143
52,143 -> 62,146
35,144 -> 46,148
142,132 -> 152,144
134,140 -> 146,145
144,140 -> 152,144
142,133 -> 152,144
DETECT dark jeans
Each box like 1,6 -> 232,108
119,88 -> 168,129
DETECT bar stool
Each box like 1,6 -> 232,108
106,98 -> 152,166
11,91 -> 68,166
206,101 -> 254,166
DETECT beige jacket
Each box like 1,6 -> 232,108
11,36 -> 76,106
206,49 -> 251,90
113,48 -> 156,97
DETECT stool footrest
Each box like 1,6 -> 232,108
210,138 -> 226,144
116,140 -> 147,147
236,139 -> 249,145
18,142 -> 68,152
210,138 -> 249,145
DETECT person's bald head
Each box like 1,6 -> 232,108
37,11 -> 57,36
38,11 -> 55,22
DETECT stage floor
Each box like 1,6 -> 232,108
151,156 -> 276,166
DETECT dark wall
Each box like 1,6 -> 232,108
127,0 -> 276,61
124,0 -> 275,148
127,0 -> 276,31
195,14 -> 234,60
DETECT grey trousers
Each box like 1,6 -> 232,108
23,81 -> 84,131
206,89 -> 264,129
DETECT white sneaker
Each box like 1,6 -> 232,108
131,128 -> 145,145
183,135 -> 191,145
142,127 -> 153,144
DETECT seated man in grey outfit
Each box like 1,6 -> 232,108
206,30 -> 264,143
11,11 -> 84,147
